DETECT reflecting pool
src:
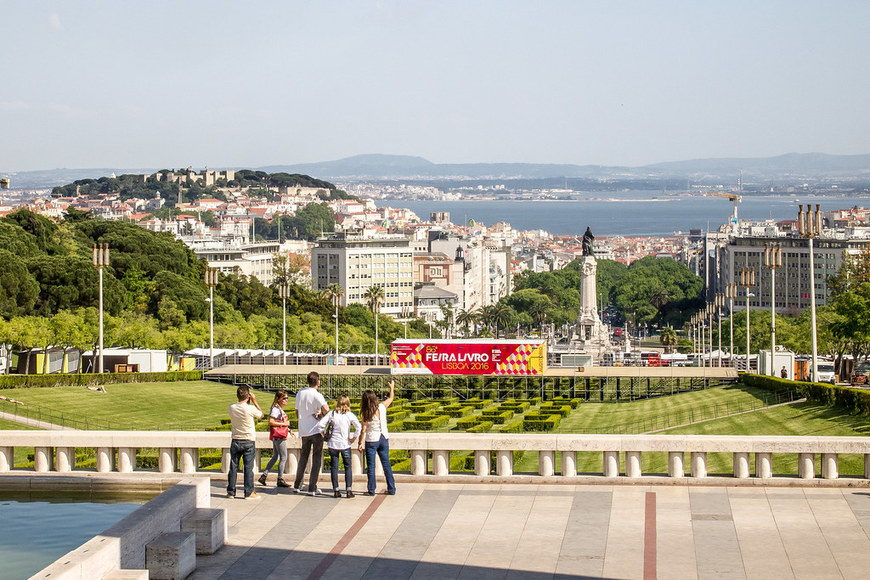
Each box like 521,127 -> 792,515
0,496 -> 143,579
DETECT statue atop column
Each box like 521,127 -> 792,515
582,227 -> 595,256
572,226 -> 611,359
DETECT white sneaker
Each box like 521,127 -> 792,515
310,488 -> 323,496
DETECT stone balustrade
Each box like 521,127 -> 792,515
2,431 -> 869,481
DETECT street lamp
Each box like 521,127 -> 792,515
92,244 -> 109,373
204,268 -> 219,369
739,267 -> 755,372
332,294 -> 340,363
402,306 -> 412,339
725,283 -> 737,367
707,301 -> 714,367
716,292 -> 725,367
279,282 -> 291,366
764,243 -> 782,376
798,204 -> 822,382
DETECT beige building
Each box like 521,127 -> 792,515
311,232 -> 415,316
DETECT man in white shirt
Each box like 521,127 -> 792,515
294,371 -> 329,495
227,385 -> 264,499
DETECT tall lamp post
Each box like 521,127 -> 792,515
739,267 -> 755,372
798,204 -> 821,382
204,268 -> 219,369
333,295 -> 340,363
716,292 -> 725,367
707,301 -> 715,367
279,282 -> 290,366
92,244 -> 109,373
402,306 -> 411,339
725,283 -> 737,367
764,243 -> 782,376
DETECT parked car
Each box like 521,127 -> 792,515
852,363 -> 870,386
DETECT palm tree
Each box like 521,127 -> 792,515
364,285 -> 384,359
488,304 -> 513,339
660,326 -> 678,354
455,307 -> 480,336
323,283 -> 344,358
650,287 -> 670,320
439,302 -> 455,338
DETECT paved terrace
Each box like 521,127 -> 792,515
197,479 -> 870,579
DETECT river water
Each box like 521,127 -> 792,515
386,193 -> 867,236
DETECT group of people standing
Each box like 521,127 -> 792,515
226,371 -> 396,500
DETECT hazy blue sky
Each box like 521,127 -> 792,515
2,1 -> 868,172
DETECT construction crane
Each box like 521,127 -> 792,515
708,192 -> 742,235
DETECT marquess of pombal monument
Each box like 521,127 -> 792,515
573,227 -> 612,359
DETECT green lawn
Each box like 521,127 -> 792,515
512,401 -> 870,476
0,381 -> 272,430
0,417 -> 36,430
553,384 -> 778,433
3,381 -> 870,477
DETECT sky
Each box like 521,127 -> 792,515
2,1 -> 869,172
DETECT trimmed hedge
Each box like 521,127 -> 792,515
462,398 -> 488,409
499,401 -> 531,412
479,409 -> 514,424
0,371 -> 204,389
400,414 -> 450,431
442,404 -> 473,418
406,401 -> 439,413
550,397 -> 582,409
386,408 -> 410,421
500,419 -> 524,433
741,372 -> 870,417
537,404 -> 572,417
455,416 -> 481,430
466,421 -> 494,433
523,414 -> 561,432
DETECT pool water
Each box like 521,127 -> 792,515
0,498 -> 142,579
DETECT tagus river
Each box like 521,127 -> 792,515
387,192 -> 865,237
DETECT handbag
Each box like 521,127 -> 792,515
322,411 -> 335,440
269,406 -> 289,440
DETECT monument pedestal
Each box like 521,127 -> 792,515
572,255 -> 611,360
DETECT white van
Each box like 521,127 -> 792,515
815,362 -> 836,384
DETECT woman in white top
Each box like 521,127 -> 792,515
318,394 -> 361,498
357,380 -> 396,495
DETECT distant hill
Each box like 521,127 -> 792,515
645,152 -> 870,177
263,152 -> 870,181
5,152 -> 870,189
260,154 -> 616,179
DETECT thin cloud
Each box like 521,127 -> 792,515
49,13 -> 62,31
0,101 -> 31,111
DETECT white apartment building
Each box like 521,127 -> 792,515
192,240 -> 280,286
311,233 -> 415,316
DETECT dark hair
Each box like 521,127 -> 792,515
236,385 -> 250,401
307,371 -> 320,388
360,389 -> 379,423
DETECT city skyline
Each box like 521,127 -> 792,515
2,2 -> 869,172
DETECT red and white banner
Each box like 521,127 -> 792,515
390,340 -> 546,376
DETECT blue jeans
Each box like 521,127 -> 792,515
329,447 -> 352,490
227,439 -> 256,498
263,437 -> 287,481
364,435 -> 396,495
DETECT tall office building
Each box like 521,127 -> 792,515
311,232 -> 415,316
